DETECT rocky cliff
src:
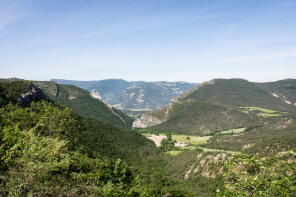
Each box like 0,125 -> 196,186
132,114 -> 162,128
18,83 -> 46,106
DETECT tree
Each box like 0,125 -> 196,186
218,152 -> 296,196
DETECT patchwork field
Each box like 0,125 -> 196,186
167,150 -> 182,156
218,127 -> 246,135
171,135 -> 211,145
237,107 -> 285,117
141,130 -> 243,156
190,136 -> 211,145
171,134 -> 193,143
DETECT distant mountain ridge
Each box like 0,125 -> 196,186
52,79 -> 197,110
134,78 -> 296,135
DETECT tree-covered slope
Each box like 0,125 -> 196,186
0,79 -> 226,196
137,78 -> 296,134
151,100 -> 255,135
183,78 -> 296,112
203,113 -> 296,154
0,80 -> 157,196
0,80 -> 154,160
38,81 -> 134,129
52,78 -> 131,104
255,78 -> 296,105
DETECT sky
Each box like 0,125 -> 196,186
0,0 -> 296,83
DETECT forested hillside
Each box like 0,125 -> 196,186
203,113 -> 296,154
137,78 -> 296,134
38,81 -> 134,129
0,80 -> 157,196
1,79 -> 295,196
52,79 -> 131,105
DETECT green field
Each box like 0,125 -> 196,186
237,107 -> 285,117
200,147 -> 236,154
190,136 -> 211,145
141,133 -> 151,137
181,146 -> 197,150
167,150 -> 183,156
219,127 -> 246,135
172,134 -> 193,143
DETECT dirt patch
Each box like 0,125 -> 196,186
147,134 -> 167,147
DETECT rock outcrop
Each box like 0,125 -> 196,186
90,90 -> 102,100
18,83 -> 46,106
132,114 -> 162,128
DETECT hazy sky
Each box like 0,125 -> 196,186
1,0 -> 296,83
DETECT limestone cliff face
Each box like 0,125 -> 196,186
132,114 -> 162,128
18,83 -> 46,106
90,90 -> 102,100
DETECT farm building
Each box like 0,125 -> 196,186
174,142 -> 188,147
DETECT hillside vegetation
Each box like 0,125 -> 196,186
256,78 -> 296,105
52,79 -> 131,105
1,78 -> 296,196
203,113 -> 296,155
38,81 -> 134,129
0,79 -> 233,196
0,80 -> 158,196
140,78 -> 296,135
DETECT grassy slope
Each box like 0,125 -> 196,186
38,81 -> 134,129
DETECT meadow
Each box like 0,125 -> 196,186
237,106 -> 285,117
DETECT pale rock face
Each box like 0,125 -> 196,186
285,100 -> 292,104
18,83 -> 46,106
271,93 -> 279,98
132,114 -> 162,128
90,90 -> 101,100
270,92 -> 293,105
136,93 -> 145,103
129,92 -> 135,99
68,96 -> 76,100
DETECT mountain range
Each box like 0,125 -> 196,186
1,77 -> 296,196
52,79 -> 197,111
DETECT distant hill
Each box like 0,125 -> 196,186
52,79 -> 197,110
134,78 -> 296,135
37,81 -> 134,129
255,79 -> 296,105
